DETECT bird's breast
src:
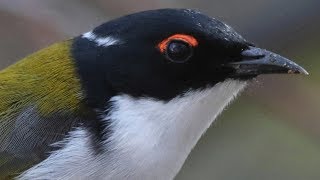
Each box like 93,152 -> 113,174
19,79 -> 246,179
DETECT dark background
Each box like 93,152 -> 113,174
0,0 -> 319,179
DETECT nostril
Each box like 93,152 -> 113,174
241,54 -> 265,61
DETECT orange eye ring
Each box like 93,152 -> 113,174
157,34 -> 198,53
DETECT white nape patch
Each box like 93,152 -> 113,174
20,80 -> 246,180
82,31 -> 120,47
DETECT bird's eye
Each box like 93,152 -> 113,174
157,34 -> 198,63
165,40 -> 193,63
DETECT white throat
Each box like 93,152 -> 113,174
104,79 -> 247,179
20,79 -> 247,180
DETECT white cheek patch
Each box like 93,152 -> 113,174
82,31 -> 121,47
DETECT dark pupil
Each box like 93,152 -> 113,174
167,40 -> 192,62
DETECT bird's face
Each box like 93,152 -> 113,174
72,9 -> 307,108
1,9 -> 309,179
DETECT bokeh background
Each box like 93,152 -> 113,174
0,0 -> 319,179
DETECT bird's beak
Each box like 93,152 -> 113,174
228,46 -> 309,76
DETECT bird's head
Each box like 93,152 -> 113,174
72,9 -> 307,108
1,8 -> 309,179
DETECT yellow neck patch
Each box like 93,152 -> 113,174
0,40 -> 83,116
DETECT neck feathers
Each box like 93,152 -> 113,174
19,80 -> 246,179
104,80 -> 246,179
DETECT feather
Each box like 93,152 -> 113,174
0,40 -> 84,178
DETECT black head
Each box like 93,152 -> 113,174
72,9 -> 307,108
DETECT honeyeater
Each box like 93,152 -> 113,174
0,9 -> 308,179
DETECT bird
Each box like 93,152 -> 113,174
0,9 -> 308,180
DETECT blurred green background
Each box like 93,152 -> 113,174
0,0 -> 319,179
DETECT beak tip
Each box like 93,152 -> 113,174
299,69 -> 309,75
288,66 -> 309,75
